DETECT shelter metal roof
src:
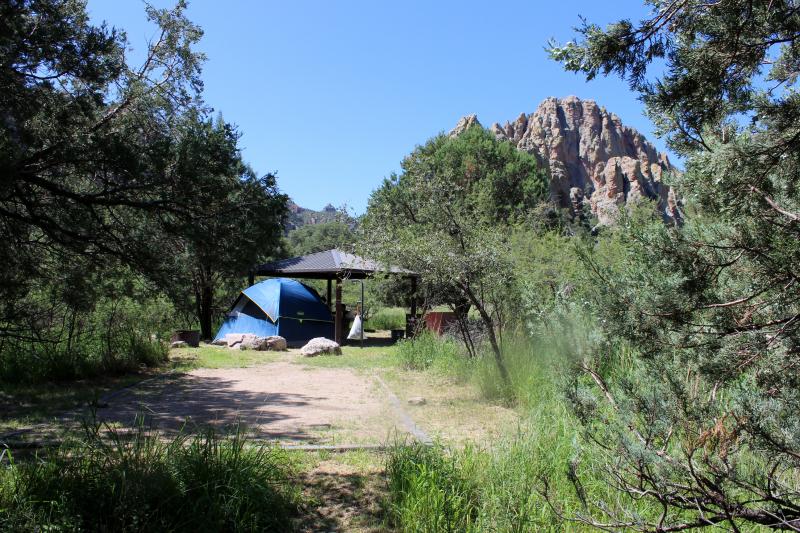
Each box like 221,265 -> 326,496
252,249 -> 417,280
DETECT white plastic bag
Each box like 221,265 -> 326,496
347,314 -> 363,340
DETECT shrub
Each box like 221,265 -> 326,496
395,331 -> 463,371
0,293 -> 173,384
0,422 -> 301,532
365,307 -> 406,331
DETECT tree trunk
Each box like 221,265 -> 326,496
459,282 -> 509,383
451,300 -> 475,358
199,283 -> 213,341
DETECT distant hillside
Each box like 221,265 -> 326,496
285,201 -> 353,231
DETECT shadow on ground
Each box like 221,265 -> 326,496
93,373 -> 334,442
297,465 -> 390,532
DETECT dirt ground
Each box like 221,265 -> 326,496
95,355 -> 407,445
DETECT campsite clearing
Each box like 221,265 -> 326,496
1,342 -> 520,531
94,355 -> 404,445
1,344 -> 517,448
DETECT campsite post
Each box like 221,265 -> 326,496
335,279 -> 343,345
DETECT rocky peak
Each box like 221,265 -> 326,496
449,114 -> 481,137
462,96 -> 681,224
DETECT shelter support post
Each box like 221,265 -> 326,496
360,280 -> 364,347
335,279 -> 343,345
410,276 -> 417,318
327,278 -> 332,312
407,276 -> 419,339
248,271 -> 255,287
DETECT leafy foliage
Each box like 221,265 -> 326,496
0,269 -> 172,384
161,113 -> 287,339
549,1 -> 800,529
360,125 -> 548,377
0,1 -> 287,361
287,220 -> 354,256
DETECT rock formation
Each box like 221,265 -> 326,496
452,96 -> 682,225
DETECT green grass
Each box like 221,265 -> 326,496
395,331 -> 464,372
168,344 -> 281,371
0,422 -> 302,531
0,373 -> 152,433
386,443 -> 481,532
366,307 -> 407,331
297,345 -> 399,370
382,331 -> 662,531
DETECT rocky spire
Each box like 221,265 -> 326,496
463,96 -> 682,225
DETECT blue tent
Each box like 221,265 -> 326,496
213,278 -> 334,346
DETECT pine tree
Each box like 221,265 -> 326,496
549,1 -> 800,529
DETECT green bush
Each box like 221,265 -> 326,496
395,331 -> 463,371
0,422 -> 301,532
366,307 -> 406,331
0,293 -> 173,384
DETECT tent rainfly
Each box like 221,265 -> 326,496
213,278 -> 333,346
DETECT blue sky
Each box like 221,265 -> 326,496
87,0 -> 663,214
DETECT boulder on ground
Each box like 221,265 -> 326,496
224,333 -> 246,348
234,334 -> 288,351
264,336 -> 287,351
239,334 -> 263,350
300,337 -> 342,357
170,340 -> 188,349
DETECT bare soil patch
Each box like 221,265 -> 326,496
296,459 -> 390,533
95,359 -> 404,445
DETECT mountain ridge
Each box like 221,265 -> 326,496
452,95 -> 682,225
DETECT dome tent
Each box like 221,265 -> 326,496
213,278 -> 334,346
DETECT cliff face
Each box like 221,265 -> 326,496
454,96 -> 681,225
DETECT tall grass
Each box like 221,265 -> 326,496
386,443 -> 481,532
366,307 -> 407,331
385,322 -> 661,531
0,420 -> 301,531
395,331 -> 464,372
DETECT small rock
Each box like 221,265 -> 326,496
300,337 -> 342,357
408,397 -> 427,406
170,341 -> 188,349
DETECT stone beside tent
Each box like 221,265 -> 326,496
211,333 -> 287,351
300,337 -> 341,357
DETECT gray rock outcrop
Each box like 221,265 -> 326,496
455,96 -> 682,225
300,337 -> 342,357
